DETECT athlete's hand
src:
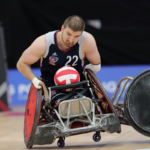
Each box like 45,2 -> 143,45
32,77 -> 44,89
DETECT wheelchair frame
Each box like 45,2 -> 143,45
24,69 -> 150,149
32,70 -> 121,147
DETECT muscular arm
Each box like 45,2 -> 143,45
16,35 -> 46,83
83,33 -> 101,72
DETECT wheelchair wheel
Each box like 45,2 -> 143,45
24,84 -> 42,149
84,69 -> 120,127
124,69 -> 150,137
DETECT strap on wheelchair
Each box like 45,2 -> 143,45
53,87 -> 89,108
75,87 -> 89,98
53,90 -> 76,108
58,90 -> 76,102
37,76 -> 50,104
58,86 -> 89,101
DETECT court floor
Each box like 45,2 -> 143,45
0,106 -> 150,150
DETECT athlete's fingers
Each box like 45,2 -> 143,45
39,81 -> 44,86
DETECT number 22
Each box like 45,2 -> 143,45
65,55 -> 78,66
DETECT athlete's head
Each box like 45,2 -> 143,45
61,15 -> 85,48
63,15 -> 85,32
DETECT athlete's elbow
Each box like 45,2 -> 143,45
16,59 -> 23,72
16,60 -> 20,70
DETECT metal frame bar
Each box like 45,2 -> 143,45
65,118 -> 90,126
67,102 -> 71,128
111,76 -> 134,105
92,103 -> 95,123
87,81 -> 94,98
53,109 -> 66,130
48,87 -> 51,104
80,100 -> 93,125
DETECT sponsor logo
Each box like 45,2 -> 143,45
52,52 -> 57,56
49,56 -> 59,65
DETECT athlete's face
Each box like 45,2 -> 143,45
61,26 -> 82,48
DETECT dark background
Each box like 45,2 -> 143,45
0,0 -> 150,68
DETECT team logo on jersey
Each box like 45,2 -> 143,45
49,56 -> 59,65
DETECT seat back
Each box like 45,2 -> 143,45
58,97 -> 93,118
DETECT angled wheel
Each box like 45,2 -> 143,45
124,69 -> 150,137
84,69 -> 121,132
24,84 -> 42,149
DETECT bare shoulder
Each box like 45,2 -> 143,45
82,32 -> 97,52
82,32 -> 100,64
28,34 -> 46,56
20,34 -> 47,65
83,32 -> 95,43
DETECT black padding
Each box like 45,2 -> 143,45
124,69 -> 150,136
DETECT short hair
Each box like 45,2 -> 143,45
63,15 -> 85,32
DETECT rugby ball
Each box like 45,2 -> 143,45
54,66 -> 80,92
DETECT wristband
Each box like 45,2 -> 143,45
32,77 -> 41,89
85,63 -> 101,73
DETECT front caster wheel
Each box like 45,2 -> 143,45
93,133 -> 101,142
57,137 -> 65,148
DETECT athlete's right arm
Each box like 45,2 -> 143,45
16,35 -> 46,88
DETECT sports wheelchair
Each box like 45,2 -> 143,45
24,69 -> 150,149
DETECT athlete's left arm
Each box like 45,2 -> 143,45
83,33 -> 101,73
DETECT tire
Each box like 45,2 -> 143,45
124,69 -> 150,137
24,84 -> 42,149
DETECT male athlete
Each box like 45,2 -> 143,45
17,15 -> 101,105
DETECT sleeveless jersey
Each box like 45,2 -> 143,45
40,30 -> 86,82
